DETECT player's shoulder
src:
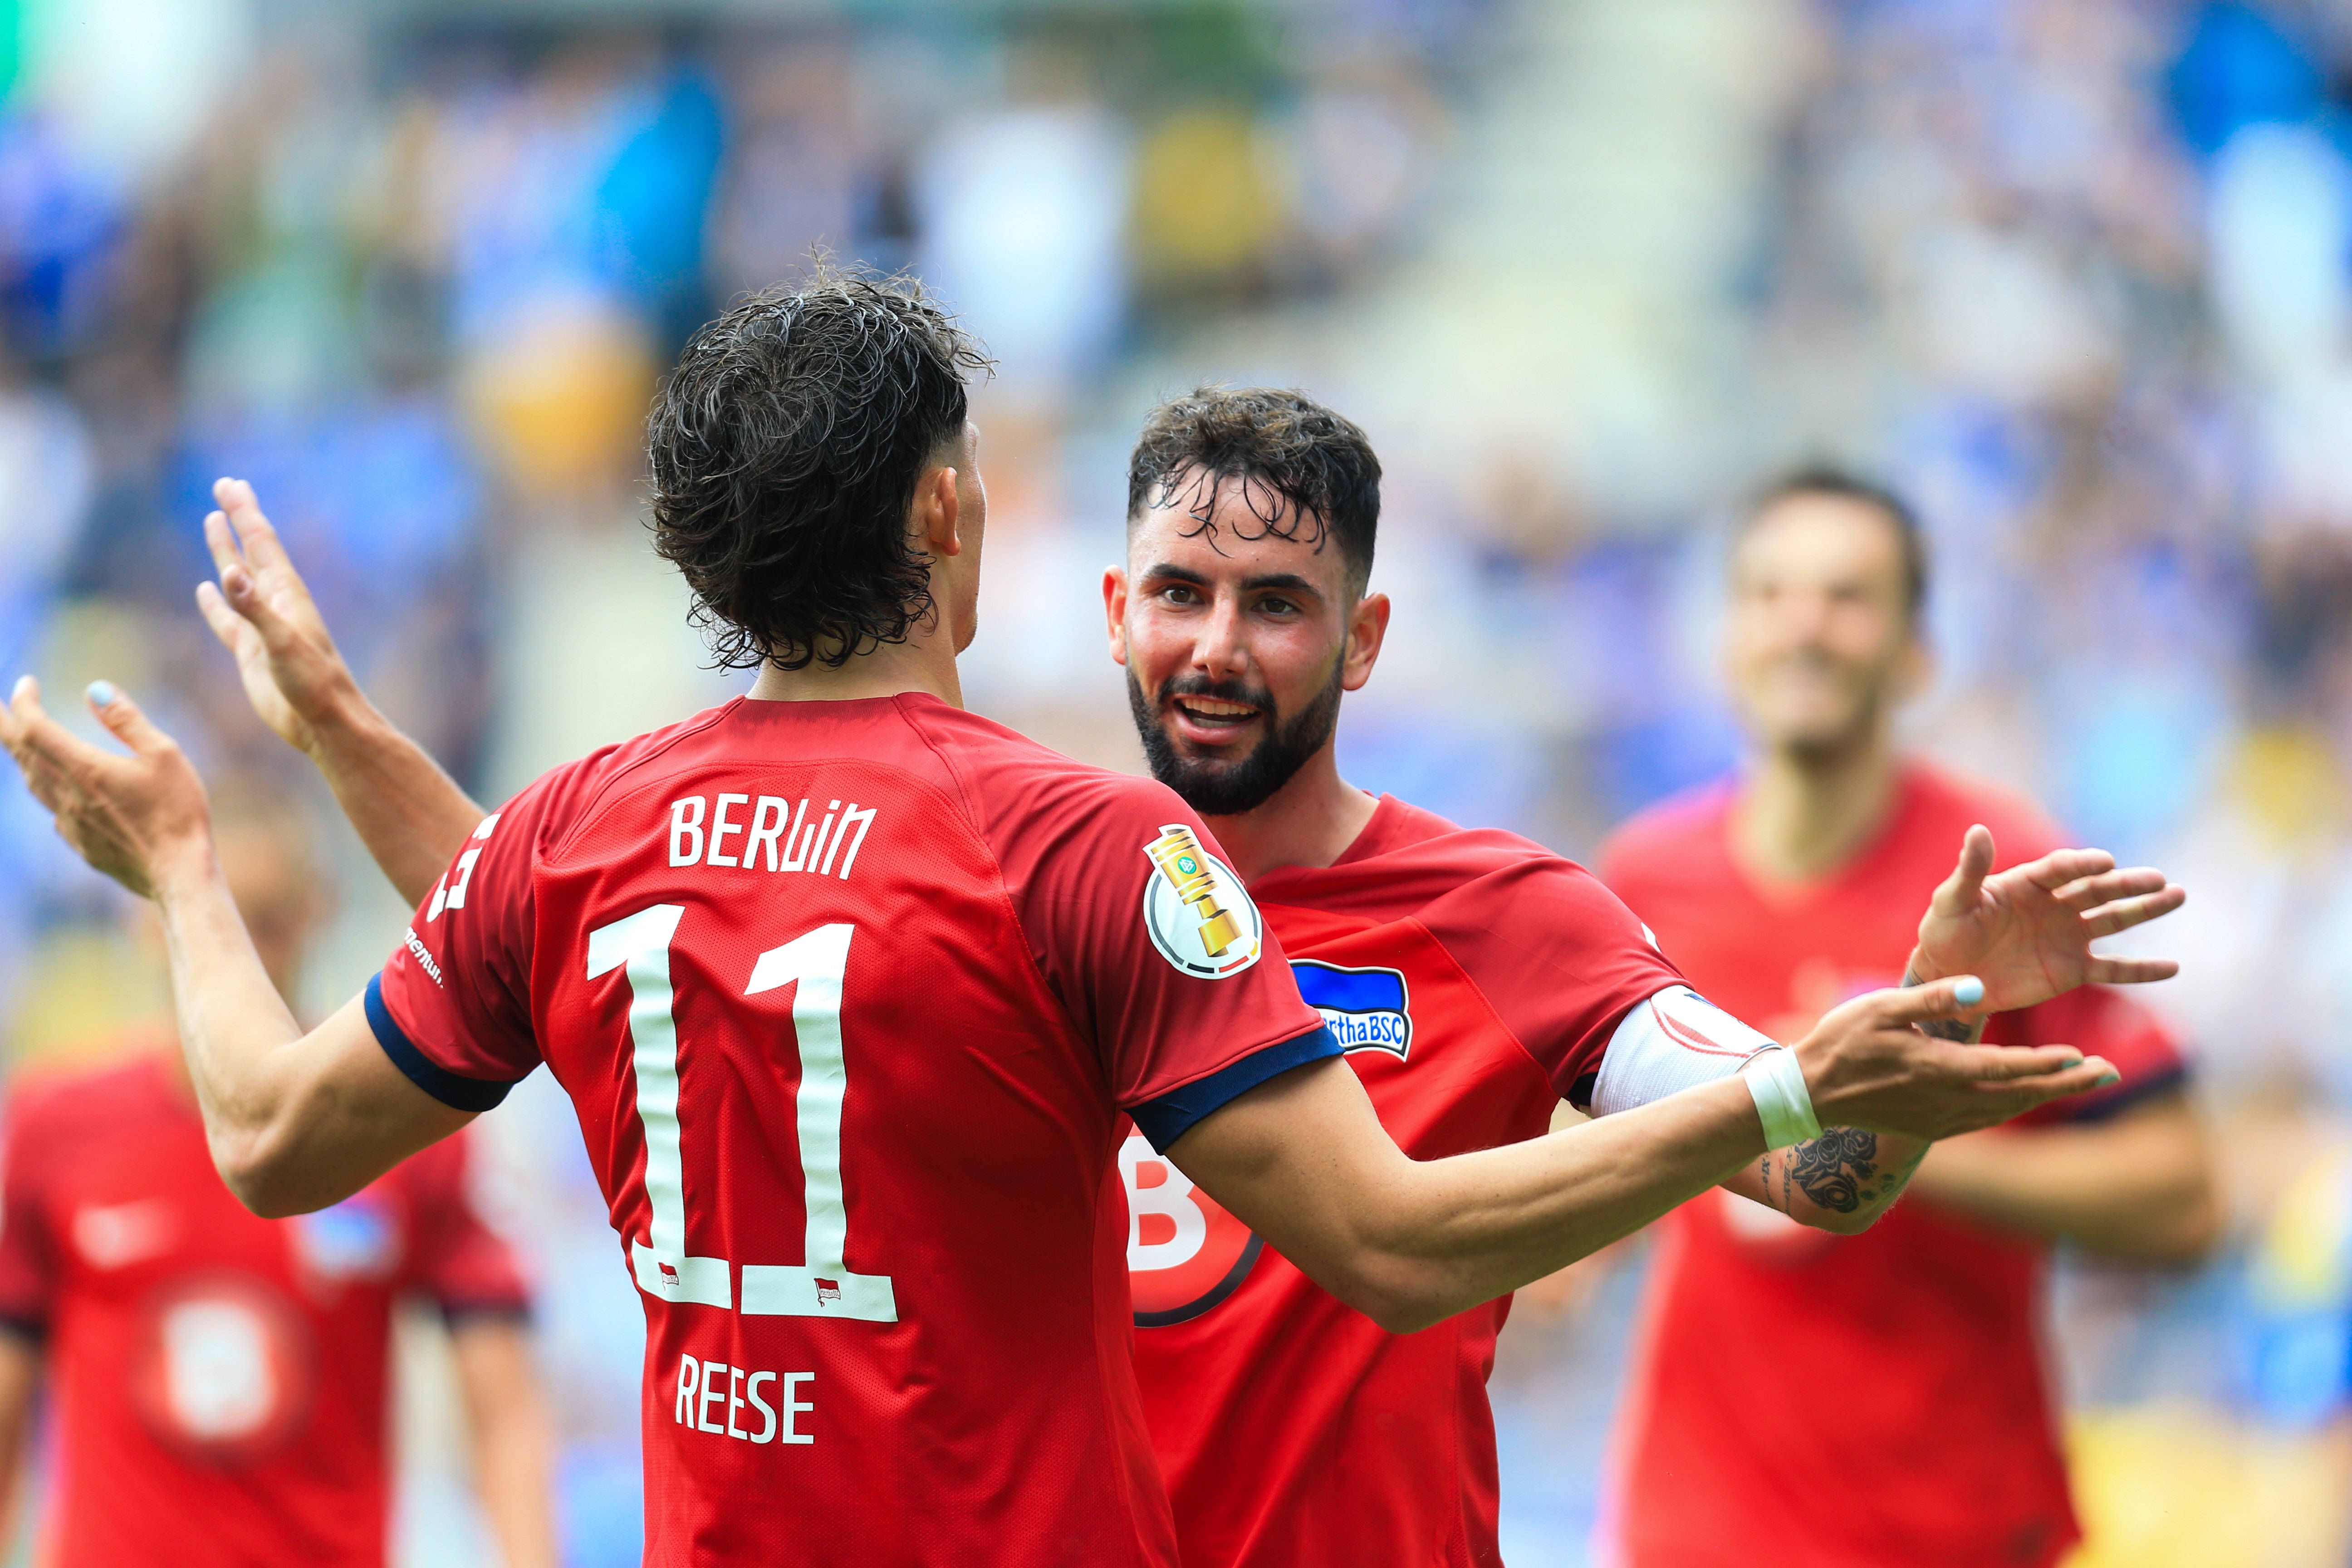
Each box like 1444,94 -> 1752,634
1897,760 -> 2067,863
512,702 -> 748,837
906,701 -> 1198,845
1279,795 -> 1636,931
1596,779 -> 1738,885
1350,797 -> 1570,882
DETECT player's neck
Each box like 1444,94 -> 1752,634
1730,731 -> 1902,888
746,637 -> 965,709
1200,742 -> 1378,884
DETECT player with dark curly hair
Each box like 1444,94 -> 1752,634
7,271 -> 2159,1565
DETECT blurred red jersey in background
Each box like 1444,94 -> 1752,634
0,1043 -> 529,1568
1600,762 -> 2185,1568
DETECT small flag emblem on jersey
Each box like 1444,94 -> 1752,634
657,1261 -> 680,1286
1292,961 -> 1414,1059
1140,827 -> 1264,980
814,1278 -> 842,1305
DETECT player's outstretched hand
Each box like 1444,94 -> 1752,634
1905,825 -> 2184,1017
0,677 -> 211,899
195,477 -> 359,757
1795,976 -> 2121,1141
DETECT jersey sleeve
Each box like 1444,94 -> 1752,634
1989,983 -> 2189,1125
395,1132 -> 534,1322
0,1094 -> 55,1338
1417,855 -> 1687,1108
993,773 -> 1331,1152
370,775 -> 566,1110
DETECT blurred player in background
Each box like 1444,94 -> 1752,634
1597,470 -> 2223,1568
0,799 -> 556,1568
1098,390 -> 2185,1568
0,274 -> 2104,1567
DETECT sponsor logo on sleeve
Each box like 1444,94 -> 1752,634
1140,826 -> 1263,979
1291,961 -> 1414,1059
402,926 -> 445,988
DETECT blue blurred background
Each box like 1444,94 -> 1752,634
4,0 -> 2352,1563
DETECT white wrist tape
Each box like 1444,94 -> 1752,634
1592,986 -> 1779,1117
1743,1046 -> 1823,1150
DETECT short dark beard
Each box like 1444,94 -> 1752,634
1128,657 -> 1346,817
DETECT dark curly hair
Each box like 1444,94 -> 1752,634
1127,386 -> 1382,594
648,266 -> 993,671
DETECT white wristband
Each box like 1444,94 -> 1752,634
1743,1046 -> 1822,1150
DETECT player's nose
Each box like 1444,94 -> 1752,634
1189,594 -> 1254,679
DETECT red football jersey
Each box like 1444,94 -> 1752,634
0,1045 -> 528,1568
371,693 -> 1329,1567
1123,795 -> 1682,1568
1597,762 -> 2187,1568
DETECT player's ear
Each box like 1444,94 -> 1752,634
917,465 -> 962,558
1103,566 -> 1131,666
1341,590 -> 1389,692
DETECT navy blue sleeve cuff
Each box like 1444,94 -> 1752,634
366,974 -> 519,1114
1129,1025 -> 1342,1153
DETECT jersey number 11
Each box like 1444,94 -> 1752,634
587,904 -> 898,1323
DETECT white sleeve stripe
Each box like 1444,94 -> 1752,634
1590,986 -> 1779,1117
1649,1004 -> 1752,1058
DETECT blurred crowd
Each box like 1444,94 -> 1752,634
2,0 -> 2351,1563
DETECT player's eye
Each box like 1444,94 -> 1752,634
1256,596 -> 1297,617
1160,584 -> 1200,606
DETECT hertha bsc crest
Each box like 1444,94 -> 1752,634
1141,826 -> 1264,979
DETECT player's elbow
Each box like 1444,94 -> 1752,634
210,1127 -> 330,1219
1317,1255 -> 1459,1336
1800,1199 -> 1894,1238
1348,1288 -> 1449,1337
1797,1203 -> 1872,1241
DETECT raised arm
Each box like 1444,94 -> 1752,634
196,477 -> 484,907
1904,824 -> 2183,1024
0,679 -> 472,1215
1711,824 -> 2187,1235
1174,980 -> 2115,1334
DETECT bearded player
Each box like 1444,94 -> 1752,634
0,278 -> 2112,1567
1596,470 -> 2221,1568
166,345 -> 2173,1568
1094,392 -> 2198,1567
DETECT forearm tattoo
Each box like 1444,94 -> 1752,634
1901,965 -> 1984,1043
1759,1129 -> 1928,1216
1786,1127 -> 1878,1213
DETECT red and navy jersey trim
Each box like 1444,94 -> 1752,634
1128,1025 -> 1341,1152
365,974 -> 522,1113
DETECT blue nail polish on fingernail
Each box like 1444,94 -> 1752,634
2095,1070 -> 2121,1088
1954,976 -> 1984,1008
87,681 -> 116,707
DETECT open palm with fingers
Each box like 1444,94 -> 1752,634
1908,825 -> 2185,1015
193,477 -> 358,757
0,677 -> 210,900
